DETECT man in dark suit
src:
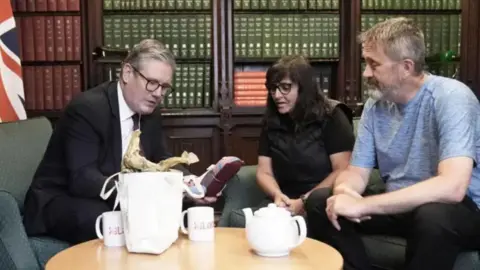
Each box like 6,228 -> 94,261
23,39 -> 212,244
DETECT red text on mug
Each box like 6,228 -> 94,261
108,226 -> 124,236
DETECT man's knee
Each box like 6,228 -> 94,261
411,203 -> 454,238
305,188 -> 331,215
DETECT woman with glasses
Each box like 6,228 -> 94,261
255,55 -> 355,216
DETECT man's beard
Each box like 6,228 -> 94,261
365,77 -> 399,101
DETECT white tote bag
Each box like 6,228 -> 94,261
100,171 -> 204,254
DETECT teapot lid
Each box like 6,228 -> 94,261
255,203 -> 291,218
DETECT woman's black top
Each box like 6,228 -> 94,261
258,105 -> 355,198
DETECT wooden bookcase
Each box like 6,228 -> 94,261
13,0 -> 480,173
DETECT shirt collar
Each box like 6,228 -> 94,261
117,81 -> 136,121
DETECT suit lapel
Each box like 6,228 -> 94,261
107,82 -> 123,172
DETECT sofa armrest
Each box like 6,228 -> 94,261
218,165 -> 267,227
0,191 -> 40,270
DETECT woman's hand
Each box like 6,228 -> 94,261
274,192 -> 291,208
288,199 -> 305,215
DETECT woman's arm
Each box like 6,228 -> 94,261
305,151 -> 352,196
256,156 -> 283,199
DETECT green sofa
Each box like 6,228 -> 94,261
0,117 -> 70,270
218,118 -> 480,270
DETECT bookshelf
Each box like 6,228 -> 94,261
227,0 -> 340,116
12,0 -> 480,170
12,0 -> 87,119
354,0 -> 462,104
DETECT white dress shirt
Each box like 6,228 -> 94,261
117,82 -> 136,156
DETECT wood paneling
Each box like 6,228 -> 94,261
164,125 -> 221,176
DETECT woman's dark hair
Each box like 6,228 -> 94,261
264,55 -> 332,125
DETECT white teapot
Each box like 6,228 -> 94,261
242,203 -> 307,257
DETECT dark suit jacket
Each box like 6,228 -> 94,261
23,81 -> 185,235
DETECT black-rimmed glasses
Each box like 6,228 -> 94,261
266,82 -> 293,95
129,64 -> 175,96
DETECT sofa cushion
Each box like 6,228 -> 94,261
362,235 -> 480,270
0,117 -> 52,212
29,236 -> 70,269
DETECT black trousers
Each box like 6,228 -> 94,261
45,195 -> 112,244
305,188 -> 480,270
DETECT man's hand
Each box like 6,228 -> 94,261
333,185 -> 363,199
192,196 -> 218,204
326,194 -> 369,231
288,199 -> 305,215
274,193 -> 291,208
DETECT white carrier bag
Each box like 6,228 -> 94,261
100,171 -> 204,255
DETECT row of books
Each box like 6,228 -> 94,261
103,0 -> 212,10
233,0 -> 339,10
234,14 -> 339,58
23,65 -> 82,111
361,14 -> 461,57
16,16 -> 82,62
103,15 -> 211,58
11,0 -> 80,12
361,0 -> 461,10
358,62 -> 459,102
103,64 -> 212,109
233,65 -> 332,106
234,71 -> 268,106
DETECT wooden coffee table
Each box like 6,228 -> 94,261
46,228 -> 343,270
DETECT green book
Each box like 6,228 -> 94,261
104,0 -> 113,10
205,16 -> 212,57
179,18 -> 189,58
176,0 -> 185,9
195,64 -> 204,107
112,0 -> 121,9
112,16 -> 123,49
272,17 -> 281,57
139,17 -> 149,41
263,15 -> 272,57
181,65 -> 189,107
299,0 -> 307,10
203,0 -> 211,9
170,17 -> 180,57
238,15 -> 248,57
130,16 -> 140,47
247,15 -> 256,57
188,65 -> 196,107
254,16 -> 263,57
188,16 -> 198,58
194,0 -> 202,9
155,17 -> 163,45
293,15 -> 301,55
103,17 -> 114,47
197,16 -> 206,58
308,16 -> 315,57
167,0 -> 175,9
186,0 -> 194,9
122,17 -> 132,50
260,0 -> 268,9
234,0 -> 242,9
279,0 -> 289,9
204,64 -> 211,107
300,15 -> 309,56
269,0 -> 279,9
161,16 -> 171,50
242,0 -> 250,9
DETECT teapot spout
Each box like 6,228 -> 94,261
242,208 -> 253,227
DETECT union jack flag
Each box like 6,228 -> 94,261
0,2 -> 25,123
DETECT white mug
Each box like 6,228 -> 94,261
95,211 -> 125,247
180,206 -> 215,242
